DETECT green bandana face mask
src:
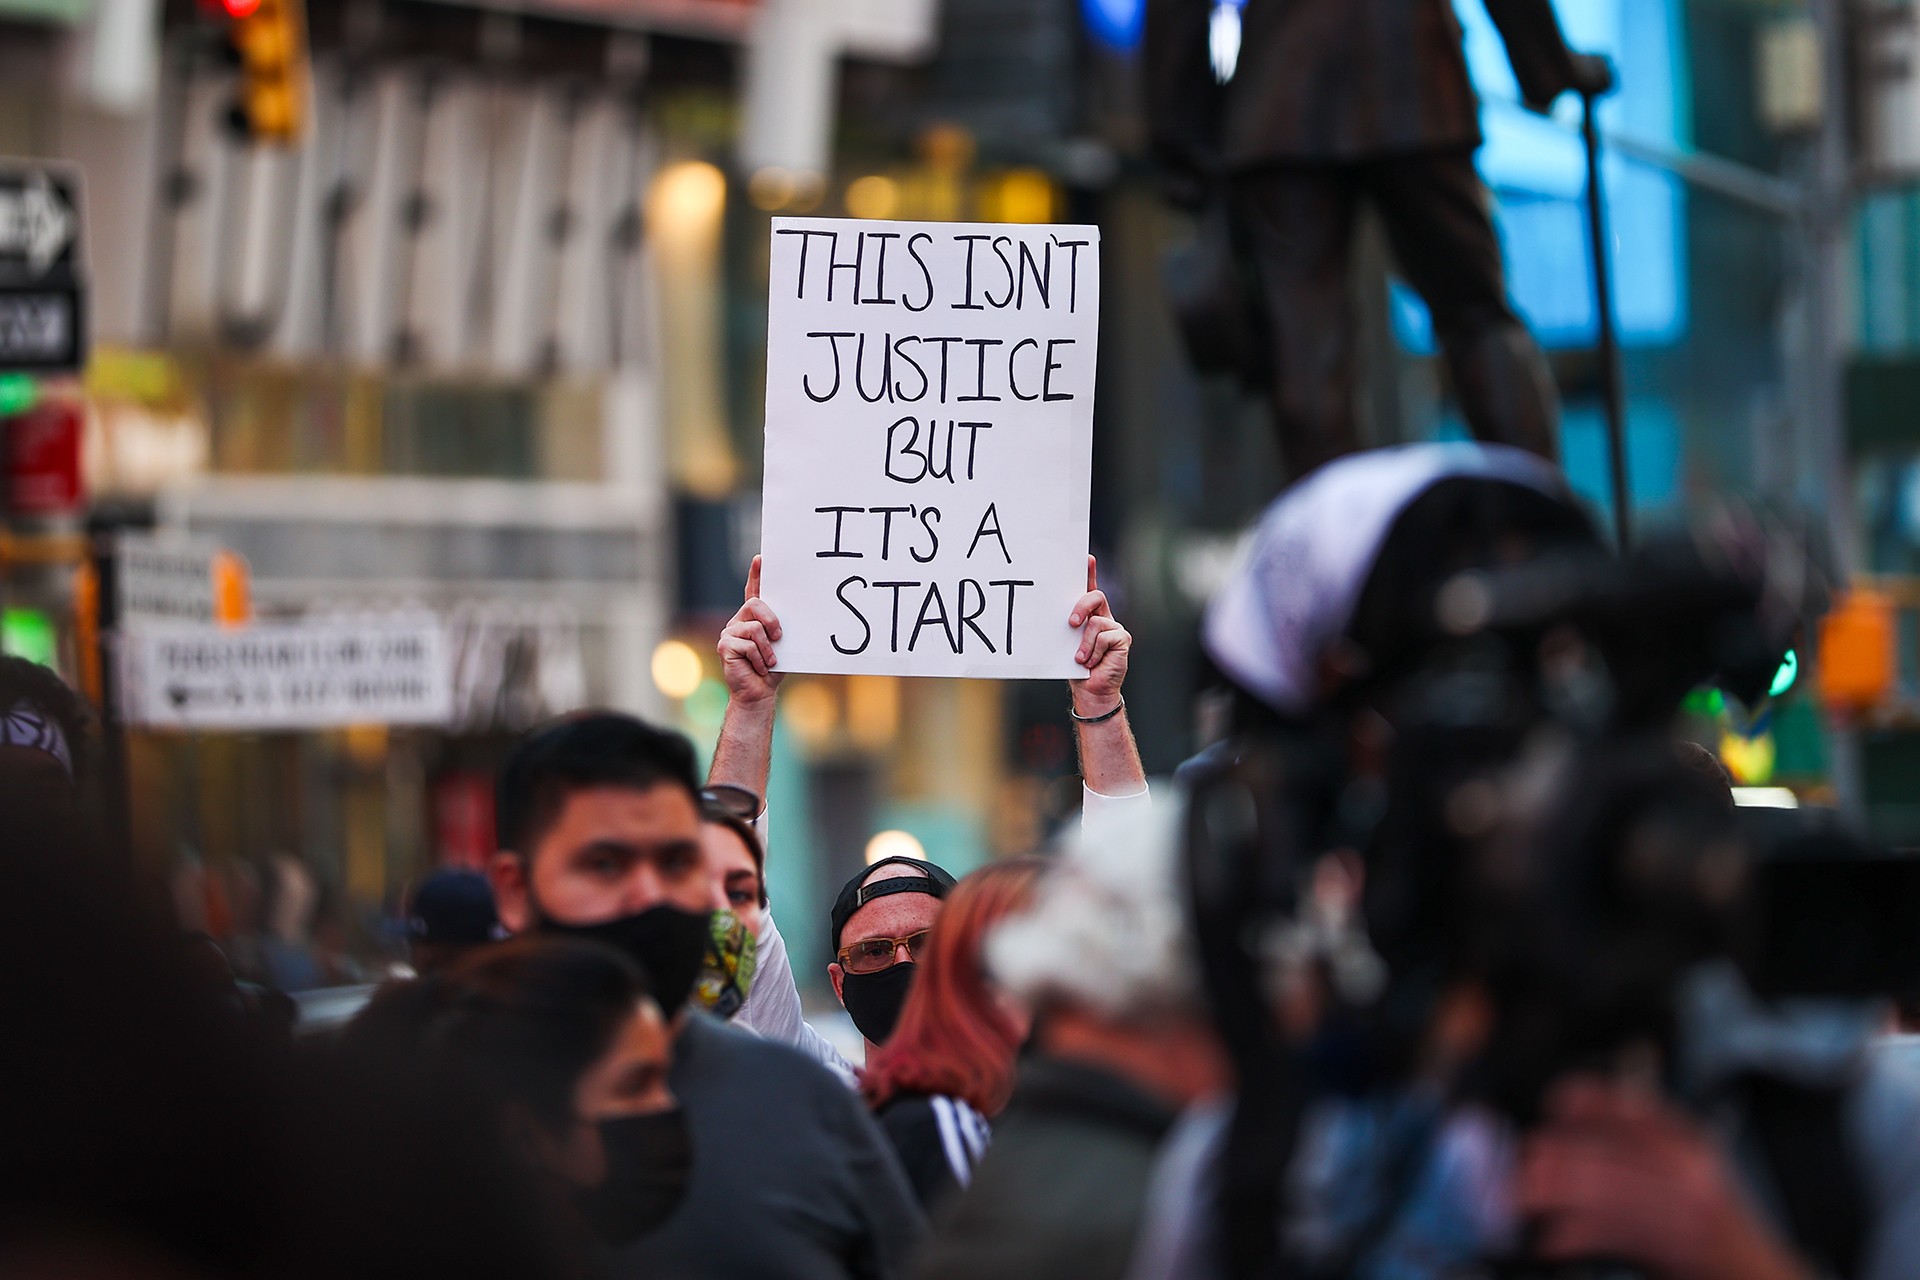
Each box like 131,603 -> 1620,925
690,909 -> 758,1020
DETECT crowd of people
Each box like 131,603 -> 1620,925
6,441 -> 1920,1280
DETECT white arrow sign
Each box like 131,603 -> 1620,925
0,173 -> 76,275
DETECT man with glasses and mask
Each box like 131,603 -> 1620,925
708,554 -> 1150,1067
828,857 -> 959,1052
488,712 -> 924,1279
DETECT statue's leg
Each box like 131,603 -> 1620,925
1232,166 -> 1363,479
1367,150 -> 1561,462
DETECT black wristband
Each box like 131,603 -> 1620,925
1069,694 -> 1125,725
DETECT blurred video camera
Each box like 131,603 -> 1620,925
1184,474 -> 1920,1278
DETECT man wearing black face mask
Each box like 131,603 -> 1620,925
829,858 -> 958,1050
489,713 -> 926,1280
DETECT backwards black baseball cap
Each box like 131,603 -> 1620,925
830,856 -> 958,950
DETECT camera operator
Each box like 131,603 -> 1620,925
1136,443 -> 1920,1280
1515,1073 -> 1816,1280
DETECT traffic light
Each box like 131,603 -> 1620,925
0,374 -> 36,417
1816,590 -> 1895,715
210,0 -> 309,144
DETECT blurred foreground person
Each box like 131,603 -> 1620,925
0,755 -> 592,1280
711,554 -> 1147,1067
0,652 -> 89,793
350,937 -> 685,1250
1138,443 -> 1920,1280
405,867 -> 499,976
488,712 -> 925,1279
913,806 -> 1227,1280
860,856 -> 1047,1207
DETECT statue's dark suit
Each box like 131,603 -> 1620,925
1148,0 -> 1589,475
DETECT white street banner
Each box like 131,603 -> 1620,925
122,617 -> 453,731
760,217 -> 1100,679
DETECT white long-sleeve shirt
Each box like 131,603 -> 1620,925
735,907 -> 860,1082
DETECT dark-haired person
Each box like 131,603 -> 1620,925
405,868 -> 500,977
699,797 -> 868,1083
703,800 -> 767,939
861,857 -> 1045,1209
350,936 -> 684,1247
0,750 -> 595,1280
704,795 -> 862,1077
487,711 -> 925,1279
711,554 -> 1148,1064
0,653 -> 89,794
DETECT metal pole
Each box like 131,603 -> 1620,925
90,528 -> 134,867
143,30 -> 195,348
1809,0 -> 1865,821
1581,90 -> 1632,549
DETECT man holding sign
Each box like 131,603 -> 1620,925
713,215 -> 1144,1068
757,217 -> 1102,680
710,553 -> 1147,1068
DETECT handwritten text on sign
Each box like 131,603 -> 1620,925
760,217 -> 1100,678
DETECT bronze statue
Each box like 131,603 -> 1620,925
1147,0 -> 1612,478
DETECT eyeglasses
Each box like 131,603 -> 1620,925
700,784 -> 762,822
836,929 -> 932,975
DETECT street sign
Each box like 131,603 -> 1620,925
116,534 -> 222,624
121,616 -> 453,731
0,292 -> 82,369
0,170 -> 78,274
0,164 -> 85,373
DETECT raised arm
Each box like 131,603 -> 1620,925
709,554 -> 782,806
714,557 -> 856,1071
1069,555 -> 1147,800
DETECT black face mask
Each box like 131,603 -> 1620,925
577,1109 -> 693,1246
539,904 -> 712,1019
839,961 -> 917,1044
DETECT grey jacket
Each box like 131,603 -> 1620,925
913,1056 -> 1180,1280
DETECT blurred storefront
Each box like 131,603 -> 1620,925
1,0 -> 1910,985
0,0 -> 721,981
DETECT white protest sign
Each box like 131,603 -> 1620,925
116,534 -> 220,624
760,217 -> 1100,679
122,617 -> 453,731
